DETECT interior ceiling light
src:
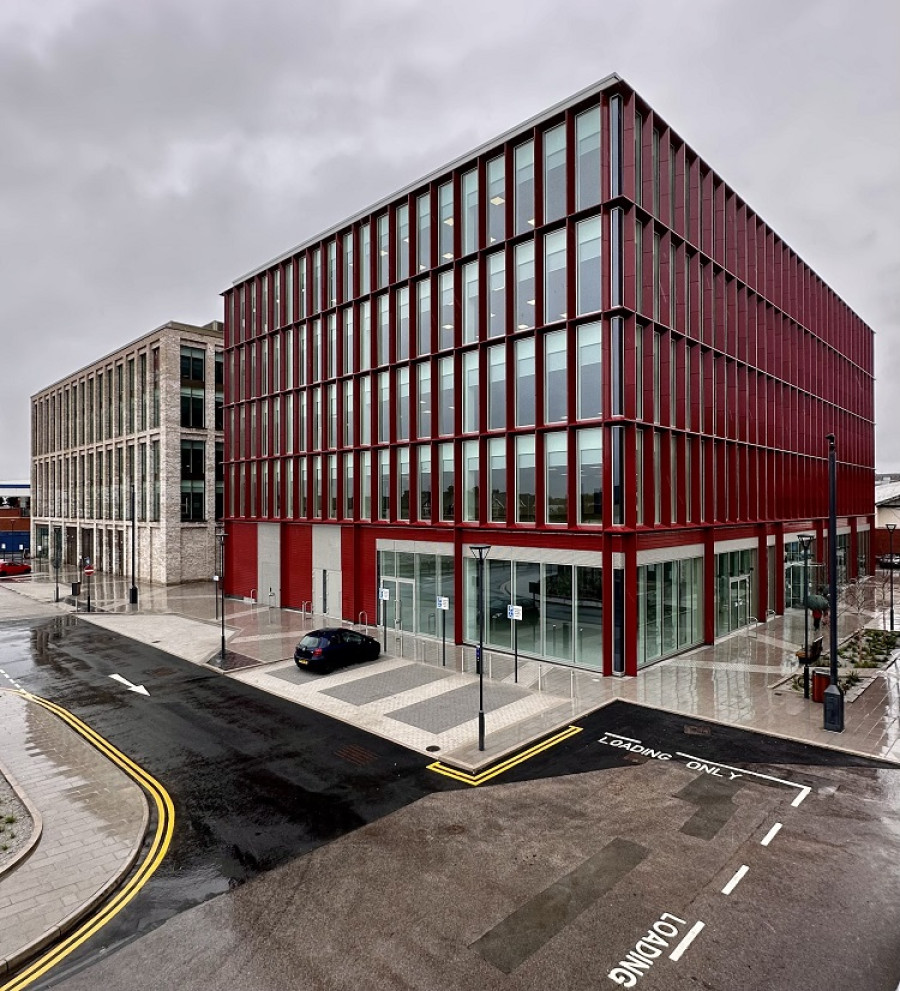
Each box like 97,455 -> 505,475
490,196 -> 505,206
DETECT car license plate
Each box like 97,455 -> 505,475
297,657 -> 308,665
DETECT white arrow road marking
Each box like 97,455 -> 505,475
109,673 -> 150,696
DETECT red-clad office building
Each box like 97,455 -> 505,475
222,74 -> 874,676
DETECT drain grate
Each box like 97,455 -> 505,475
683,723 -> 711,737
336,744 -> 378,766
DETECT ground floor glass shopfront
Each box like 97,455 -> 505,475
714,548 -> 757,637
636,556 -> 704,668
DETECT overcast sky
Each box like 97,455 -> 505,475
1,0 -> 898,482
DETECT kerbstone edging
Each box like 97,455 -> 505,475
0,757 -> 43,879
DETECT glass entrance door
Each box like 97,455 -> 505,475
729,575 -> 750,630
380,578 -> 416,634
785,562 -> 807,609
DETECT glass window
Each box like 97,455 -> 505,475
515,337 -> 535,427
545,330 -> 567,423
543,124 -> 566,222
463,261 -> 479,343
180,346 -> 205,428
462,169 -> 478,255
488,251 -> 506,338
578,427 -> 603,524
610,316 -> 624,416
545,432 -> 568,524
377,214 -> 389,289
544,229 -> 567,323
489,437 -> 506,522
611,208 -> 623,307
398,447 -> 410,520
342,308 -> 354,374
515,239 -> 535,330
397,286 -> 410,361
417,446 -> 432,521
634,111 -> 643,208
378,449 -> 390,519
327,239 -> 337,307
438,182 -> 454,260
516,435 -> 536,523
612,425 -> 625,525
576,106 -> 601,210
312,248 -> 321,313
360,301 -> 371,371
343,232 -> 354,301
180,439 -> 205,521
377,294 -> 389,365
343,380 -> 353,447
286,261 -> 294,323
377,370 -> 390,443
416,279 -> 431,355
610,96 -> 623,198
328,454 -> 337,517
359,375 -> 372,446
462,350 -> 479,433
439,270 -> 454,349
343,452 -> 354,518
463,439 -> 479,522
327,313 -> 337,378
514,140 -> 535,234
438,355 -> 454,435
360,223 -> 371,295
397,366 -> 410,441
417,361 -> 431,438
440,442 -> 454,521
635,427 -> 644,524
359,451 -> 370,519
487,155 -> 505,245
396,203 -> 409,281
488,344 -> 506,431
577,321 -> 602,420
417,192 -> 431,271
576,216 -> 602,315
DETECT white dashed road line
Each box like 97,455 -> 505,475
722,865 -> 750,895
760,822 -> 783,846
669,921 -> 705,961
0,667 -> 24,691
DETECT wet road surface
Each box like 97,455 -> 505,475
2,613 -> 899,990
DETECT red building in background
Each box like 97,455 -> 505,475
222,74 -> 874,676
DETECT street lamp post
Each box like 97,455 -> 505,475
216,527 -> 227,661
129,484 -> 138,606
798,534 -> 813,699
470,544 -> 491,752
824,434 -> 844,733
887,524 -> 896,632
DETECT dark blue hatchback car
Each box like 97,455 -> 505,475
294,628 -> 381,673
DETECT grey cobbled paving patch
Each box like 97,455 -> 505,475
387,682 -> 530,733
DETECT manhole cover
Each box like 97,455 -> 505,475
445,824 -> 466,835
426,745 -> 440,753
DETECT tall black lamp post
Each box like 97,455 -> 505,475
471,544 -> 491,752
216,527 -> 227,661
798,533 -> 813,699
824,434 -> 844,733
887,523 -> 896,631
129,484 -> 138,606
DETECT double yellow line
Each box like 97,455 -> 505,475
428,724 -> 583,786
2,692 -> 175,991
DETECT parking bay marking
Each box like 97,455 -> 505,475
721,864 -> 750,895
669,920 -> 705,962
597,733 -> 811,805
760,822 -> 783,846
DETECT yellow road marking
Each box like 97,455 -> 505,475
1,692 -> 175,991
428,724 -> 583,786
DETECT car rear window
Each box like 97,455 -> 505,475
299,635 -> 324,648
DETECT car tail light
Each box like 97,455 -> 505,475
313,647 -> 323,656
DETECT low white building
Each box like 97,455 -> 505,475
30,320 -> 224,584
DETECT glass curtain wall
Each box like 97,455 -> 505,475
714,548 -> 757,637
465,555 -> 604,669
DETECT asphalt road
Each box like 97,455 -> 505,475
2,606 -> 899,991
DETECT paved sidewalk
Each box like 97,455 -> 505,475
0,690 -> 147,981
1,568 -> 899,982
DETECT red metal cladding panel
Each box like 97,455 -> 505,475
341,526 -> 356,621
227,522 -> 257,598
281,524 -> 312,608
